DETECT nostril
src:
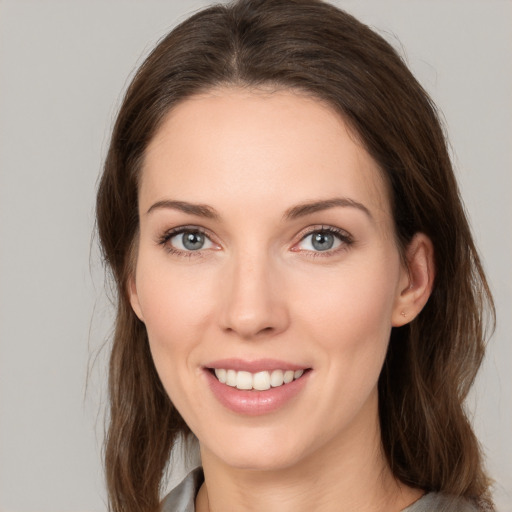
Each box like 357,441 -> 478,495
222,324 -> 275,338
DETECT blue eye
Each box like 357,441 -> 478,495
310,232 -> 337,251
165,229 -> 215,252
297,228 -> 350,252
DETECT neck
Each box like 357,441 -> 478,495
196,394 -> 422,512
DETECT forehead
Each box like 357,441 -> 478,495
140,87 -> 391,221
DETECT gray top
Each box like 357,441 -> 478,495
162,468 -> 203,512
161,467 -> 482,511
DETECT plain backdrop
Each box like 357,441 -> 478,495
0,1 -> 511,511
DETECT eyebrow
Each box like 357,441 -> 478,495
283,197 -> 372,220
146,200 -> 220,219
146,197 -> 372,221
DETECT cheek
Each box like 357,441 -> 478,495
133,257 -> 220,421
293,256 -> 400,366
291,260 -> 399,433
299,256 -> 397,320
134,254 -> 217,370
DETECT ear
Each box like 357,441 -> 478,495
128,274 -> 145,322
392,233 -> 435,327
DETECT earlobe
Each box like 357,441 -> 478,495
128,275 -> 145,322
392,233 -> 435,327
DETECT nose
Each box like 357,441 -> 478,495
219,250 -> 290,340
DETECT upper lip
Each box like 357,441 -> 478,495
205,358 -> 309,372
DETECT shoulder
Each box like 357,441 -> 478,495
403,492 -> 490,512
161,467 -> 204,512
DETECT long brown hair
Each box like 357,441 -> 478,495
96,1 -> 495,510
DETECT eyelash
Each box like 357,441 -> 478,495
157,225 -> 354,258
295,225 -> 354,257
157,226 -> 216,258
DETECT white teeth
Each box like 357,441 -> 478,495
226,369 -> 237,387
253,371 -> 271,391
236,371 -> 253,390
214,368 -> 227,383
283,370 -> 294,384
270,369 -> 284,387
213,368 -> 306,390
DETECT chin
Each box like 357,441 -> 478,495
201,426 -> 313,472
220,449 -> 303,472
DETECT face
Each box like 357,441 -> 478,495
130,88 -> 412,471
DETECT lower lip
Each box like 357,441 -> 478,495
205,369 -> 310,416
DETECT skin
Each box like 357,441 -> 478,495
129,88 -> 434,512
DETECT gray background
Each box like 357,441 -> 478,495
0,1 -> 510,510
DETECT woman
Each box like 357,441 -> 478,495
96,0 -> 495,510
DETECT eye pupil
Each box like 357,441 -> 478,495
182,232 -> 204,250
312,232 -> 334,251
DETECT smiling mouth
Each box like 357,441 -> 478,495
209,368 -> 309,391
